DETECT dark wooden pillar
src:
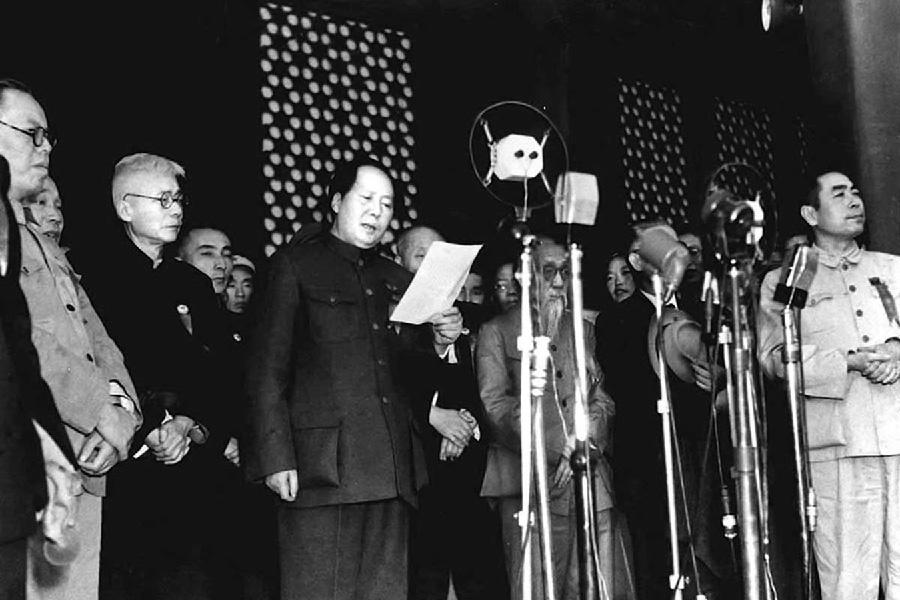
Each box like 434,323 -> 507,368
805,0 -> 900,253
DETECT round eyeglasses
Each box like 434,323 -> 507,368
122,191 -> 188,210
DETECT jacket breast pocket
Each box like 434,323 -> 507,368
19,257 -> 55,332
292,411 -> 343,489
305,286 -> 363,343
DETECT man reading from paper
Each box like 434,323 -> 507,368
246,157 -> 463,600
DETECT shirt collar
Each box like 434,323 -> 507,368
815,242 -> 862,269
325,232 -> 380,265
640,288 -> 678,309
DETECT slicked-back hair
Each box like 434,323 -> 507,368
111,152 -> 186,209
325,156 -> 394,222
0,78 -> 34,112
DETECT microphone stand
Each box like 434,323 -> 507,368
568,243 -> 600,600
516,229 -> 556,600
778,284 -> 816,600
651,272 -> 684,600
720,263 -> 768,600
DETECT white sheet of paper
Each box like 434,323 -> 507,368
390,242 -> 483,324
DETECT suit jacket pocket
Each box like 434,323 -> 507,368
293,411 -> 342,489
805,397 -> 846,450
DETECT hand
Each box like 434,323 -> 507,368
146,416 -> 193,465
430,307 -> 463,351
439,437 -> 464,461
78,431 -> 119,475
847,349 -> 891,373
863,359 -> 900,385
859,340 -> 900,361
265,469 -> 298,501
96,402 -> 138,461
429,406 -> 474,448
224,437 -> 240,467
552,454 -> 573,490
690,359 -> 721,393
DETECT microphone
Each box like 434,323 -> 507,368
702,270 -> 720,343
773,244 -> 818,308
554,172 -> 599,226
634,224 -> 691,302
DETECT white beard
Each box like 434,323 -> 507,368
540,295 -> 566,341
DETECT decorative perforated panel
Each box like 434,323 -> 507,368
260,4 -> 418,257
618,78 -> 689,225
796,116 -> 809,178
712,98 -> 776,203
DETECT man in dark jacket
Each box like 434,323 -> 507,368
0,154 -> 76,600
246,158 -> 463,600
76,153 -> 231,600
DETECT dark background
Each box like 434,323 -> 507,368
2,0 -> 817,304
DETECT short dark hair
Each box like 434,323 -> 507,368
326,156 -> 394,207
803,173 -> 823,210
0,79 -> 34,111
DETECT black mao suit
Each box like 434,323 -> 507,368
75,230 -> 237,600
246,231 -> 432,599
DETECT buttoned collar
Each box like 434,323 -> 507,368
325,231 -> 380,265
815,242 -> 862,269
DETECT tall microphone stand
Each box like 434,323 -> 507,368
516,229 -> 557,600
719,263 -> 769,600
776,248 -> 817,600
651,272 -> 685,600
568,243 -> 601,600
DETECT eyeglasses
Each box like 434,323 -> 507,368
494,281 -> 514,292
541,264 -> 571,282
0,120 -> 56,148
122,191 -> 188,210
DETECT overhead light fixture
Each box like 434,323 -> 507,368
761,0 -> 803,31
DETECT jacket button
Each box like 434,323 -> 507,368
65,303 -> 75,312
550,344 -> 557,352
849,285 -> 857,292
372,323 -> 380,331
381,396 -> 389,404
377,358 -> 386,366
863,335 -> 870,343
856,309 -> 863,317
556,370 -> 563,379
842,263 -> 849,271
365,288 -> 375,296
86,353 -> 94,363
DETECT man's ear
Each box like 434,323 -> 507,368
628,250 -> 643,273
330,193 -> 342,216
114,199 -> 132,223
800,205 -> 818,229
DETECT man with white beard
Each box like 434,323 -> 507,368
476,235 -> 616,600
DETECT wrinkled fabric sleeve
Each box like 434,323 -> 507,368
586,323 -> 615,453
757,269 -> 850,400
245,249 -> 300,481
476,319 -> 521,453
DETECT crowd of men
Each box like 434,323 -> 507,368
0,75 -> 898,600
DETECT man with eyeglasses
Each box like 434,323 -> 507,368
0,79 -> 143,600
477,235 -> 616,600
75,153 -> 232,600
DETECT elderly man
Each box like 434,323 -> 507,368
0,153 -> 78,600
76,153 -> 231,600
177,226 -> 233,296
478,236 -> 616,600
20,176 -> 63,245
247,158 -> 463,599
0,79 -> 141,600
758,172 -> 900,600
397,225 -> 507,600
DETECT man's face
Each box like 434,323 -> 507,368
118,171 -> 184,247
332,165 -> 393,249
606,256 -> 635,304
181,228 -> 233,294
457,273 -> 485,304
803,172 -> 866,241
225,266 -> 254,313
677,233 -> 703,284
399,227 -> 443,274
0,90 -> 51,201
25,178 -> 63,244
494,263 -> 519,312
535,242 -> 569,305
